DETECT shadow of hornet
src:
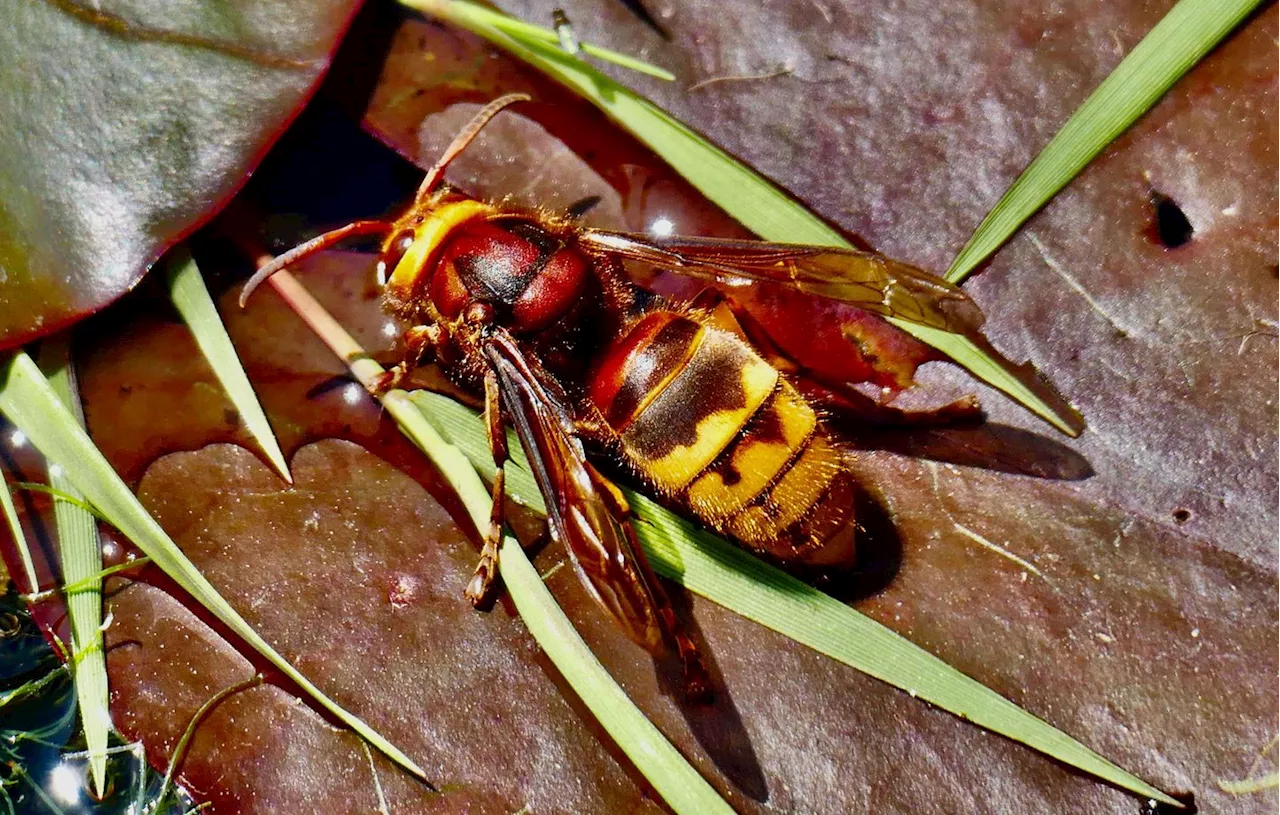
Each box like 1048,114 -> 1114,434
656,586 -> 770,804
835,419 -> 1095,482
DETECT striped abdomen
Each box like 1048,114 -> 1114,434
587,311 -> 856,567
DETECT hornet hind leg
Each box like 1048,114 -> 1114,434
696,293 -> 985,428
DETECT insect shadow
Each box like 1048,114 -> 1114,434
656,587 -> 770,802
837,420 -> 1095,482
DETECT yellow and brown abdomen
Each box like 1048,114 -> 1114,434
587,311 -> 856,567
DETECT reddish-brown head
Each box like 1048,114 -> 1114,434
381,202 -> 591,330
409,215 -> 590,333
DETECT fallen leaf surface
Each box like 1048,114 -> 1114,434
108,440 -> 655,813
0,0 -> 363,350
59,0 -> 1280,812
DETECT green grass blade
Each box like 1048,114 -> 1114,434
157,674 -> 265,809
945,0 -> 1264,282
10,482 -> 109,523
888,321 -> 1084,436
577,43 -> 675,82
444,1 -> 675,81
412,388 -> 1178,807
496,523 -> 730,813
166,247 -> 291,483
24,556 -> 151,604
265,270 -> 732,815
401,0 -> 1081,437
0,350 -> 426,784
37,338 -> 110,798
0,464 -> 38,595
406,0 -> 842,244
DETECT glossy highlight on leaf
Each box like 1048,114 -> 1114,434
0,0 -> 363,350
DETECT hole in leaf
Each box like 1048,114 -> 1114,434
1149,191 -> 1194,248
1172,508 -> 1192,524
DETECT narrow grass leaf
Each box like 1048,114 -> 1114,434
0,467 -> 38,595
11,482 -> 109,523
166,247 -> 291,483
400,0 -> 1082,436
24,557 -> 151,605
157,674 -> 265,810
887,321 -> 1084,436
265,270 -> 732,815
0,350 -> 426,783
0,661 -> 68,708
37,338 -> 110,797
476,5 -> 675,80
945,0 -> 1264,282
412,388 -> 1179,807
404,0 -> 844,244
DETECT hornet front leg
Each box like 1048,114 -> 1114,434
370,323 -> 445,395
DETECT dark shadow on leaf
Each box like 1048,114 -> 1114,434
305,374 -> 360,401
813,483 -> 903,602
565,194 -> 604,220
320,0 -> 406,122
655,585 -> 770,803
612,0 -> 671,40
242,99 -> 422,247
1140,790 -> 1197,815
839,421 -> 1095,481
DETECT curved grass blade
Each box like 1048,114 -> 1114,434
24,556 -> 150,605
156,674 -> 265,810
0,463 -> 37,595
411,388 -> 1179,807
400,0 -> 1082,437
264,269 -> 732,815
37,338 -> 110,798
945,0 -> 1265,283
165,247 -> 291,483
10,482 -> 109,523
0,351 -> 426,784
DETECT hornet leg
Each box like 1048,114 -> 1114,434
465,368 -> 509,608
370,324 -> 441,395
